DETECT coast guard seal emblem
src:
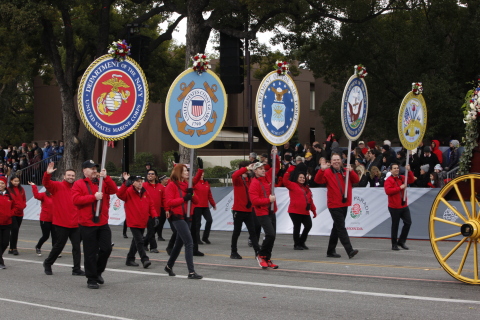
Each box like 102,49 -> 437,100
165,69 -> 227,148
255,71 -> 300,146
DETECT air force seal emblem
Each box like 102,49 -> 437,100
255,71 -> 300,146
165,69 -> 227,148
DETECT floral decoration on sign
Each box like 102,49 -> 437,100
354,64 -> 367,78
274,61 -> 289,76
191,53 -> 211,75
108,40 -> 131,62
412,82 -> 423,95
458,84 -> 480,176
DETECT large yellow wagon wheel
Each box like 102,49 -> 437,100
429,174 -> 480,284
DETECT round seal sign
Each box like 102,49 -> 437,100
77,55 -> 149,141
341,75 -> 368,141
165,69 -> 227,149
255,71 -> 300,146
398,92 -> 427,150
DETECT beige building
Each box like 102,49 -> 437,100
33,65 -> 333,170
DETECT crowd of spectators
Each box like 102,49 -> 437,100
248,136 -> 461,189
0,141 -> 64,183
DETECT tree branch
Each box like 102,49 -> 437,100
148,14 -> 186,52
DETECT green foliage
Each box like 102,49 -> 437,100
458,89 -> 479,176
162,149 -> 177,172
105,161 -> 121,176
252,49 -> 301,80
230,159 -> 244,170
203,166 -> 231,179
128,152 -> 155,175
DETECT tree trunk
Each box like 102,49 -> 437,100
179,0 -> 212,166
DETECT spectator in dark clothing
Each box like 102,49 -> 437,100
444,140 -> 460,171
281,142 -> 295,157
368,166 -> 385,187
414,164 -> 430,187
0,145 -> 5,162
420,146 -> 439,174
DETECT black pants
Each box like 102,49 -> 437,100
256,214 -> 276,260
143,217 -> 158,250
289,213 -> 312,246
167,218 -> 177,250
36,221 -> 58,249
249,211 -> 261,242
44,225 -> 81,271
194,207 -> 213,241
155,209 -> 167,239
127,227 -> 149,263
190,215 -> 199,252
388,206 -> 412,246
80,224 -> 112,283
9,216 -> 23,249
168,220 -> 195,273
327,207 -> 354,255
0,225 -> 11,265
231,211 -> 260,253
123,221 -> 128,236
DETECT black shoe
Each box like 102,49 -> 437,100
193,251 -> 205,256
43,262 -> 53,275
188,272 -> 203,279
150,248 -> 159,253
230,252 -> 242,259
248,239 -> 253,247
97,275 -> 104,284
36,247 -> 42,256
326,252 -> 341,258
144,246 -> 149,252
72,269 -> 85,276
158,236 -> 165,241
202,239 -> 211,244
142,260 -> 151,269
8,249 -> 13,254
164,265 -> 176,276
398,243 -> 409,250
12,249 -> 19,255
87,282 -> 99,289
198,240 -> 204,245
301,244 -> 309,250
126,260 -> 139,267
348,249 -> 359,259
166,247 -> 172,256
0,264 -> 5,269
294,245 -> 304,250
123,234 -> 128,239
392,245 -> 400,250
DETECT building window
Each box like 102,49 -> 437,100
310,83 -> 315,111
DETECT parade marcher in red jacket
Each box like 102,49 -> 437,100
249,149 -> 280,269
117,173 -> 158,268
0,176 -> 15,269
72,160 -> 117,289
155,175 -> 169,242
142,169 -> 164,253
284,163 -> 317,250
29,182 -> 56,257
314,153 -> 359,259
42,162 -> 84,276
193,158 -> 216,245
230,161 -> 260,259
164,164 -> 202,279
7,176 -> 26,255
384,163 -> 415,250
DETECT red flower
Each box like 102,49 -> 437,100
277,63 -> 282,67
202,55 -> 206,59
194,56 -> 199,61
282,67 -> 286,70
204,61 -> 208,65
197,62 -> 201,67
413,89 -> 417,92
277,70 -> 282,75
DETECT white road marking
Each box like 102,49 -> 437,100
5,257 -> 480,306
0,298 -> 135,320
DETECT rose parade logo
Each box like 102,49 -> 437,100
113,199 -> 122,211
350,196 -> 370,219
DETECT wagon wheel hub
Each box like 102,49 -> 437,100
461,220 -> 480,239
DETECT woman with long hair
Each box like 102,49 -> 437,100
368,166 -> 384,188
0,176 -> 15,269
29,182 -> 56,256
164,164 -> 202,279
8,176 -> 26,255
355,165 -> 369,187
283,163 -> 317,250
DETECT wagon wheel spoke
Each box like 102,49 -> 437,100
439,198 -> 468,223
457,239 -> 472,275
442,237 -> 468,262
453,184 -> 471,220
432,217 -> 462,228
471,178 -> 476,219
433,232 -> 462,242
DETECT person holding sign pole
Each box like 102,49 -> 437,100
384,163 -> 415,250
72,160 -> 117,289
314,153 -> 359,259
249,149 -> 280,269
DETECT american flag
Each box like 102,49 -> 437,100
404,108 -> 411,126
191,100 -> 204,117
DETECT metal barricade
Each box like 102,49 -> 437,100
11,155 -> 58,185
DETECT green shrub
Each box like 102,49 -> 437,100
162,150 -> 176,172
230,159 -> 245,170
203,166 -> 231,179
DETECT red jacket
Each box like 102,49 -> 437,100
142,181 -> 165,216
0,192 -> 15,225
72,176 -> 117,227
117,183 -> 158,228
8,186 -> 26,217
248,156 -> 280,216
43,172 -> 78,228
384,171 -> 416,209
432,139 -> 443,165
31,185 -> 53,222
193,169 -> 216,208
314,167 -> 359,208
232,167 -> 253,212
165,180 -> 198,220
283,168 -> 317,216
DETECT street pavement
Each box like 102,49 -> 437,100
1,220 -> 479,320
